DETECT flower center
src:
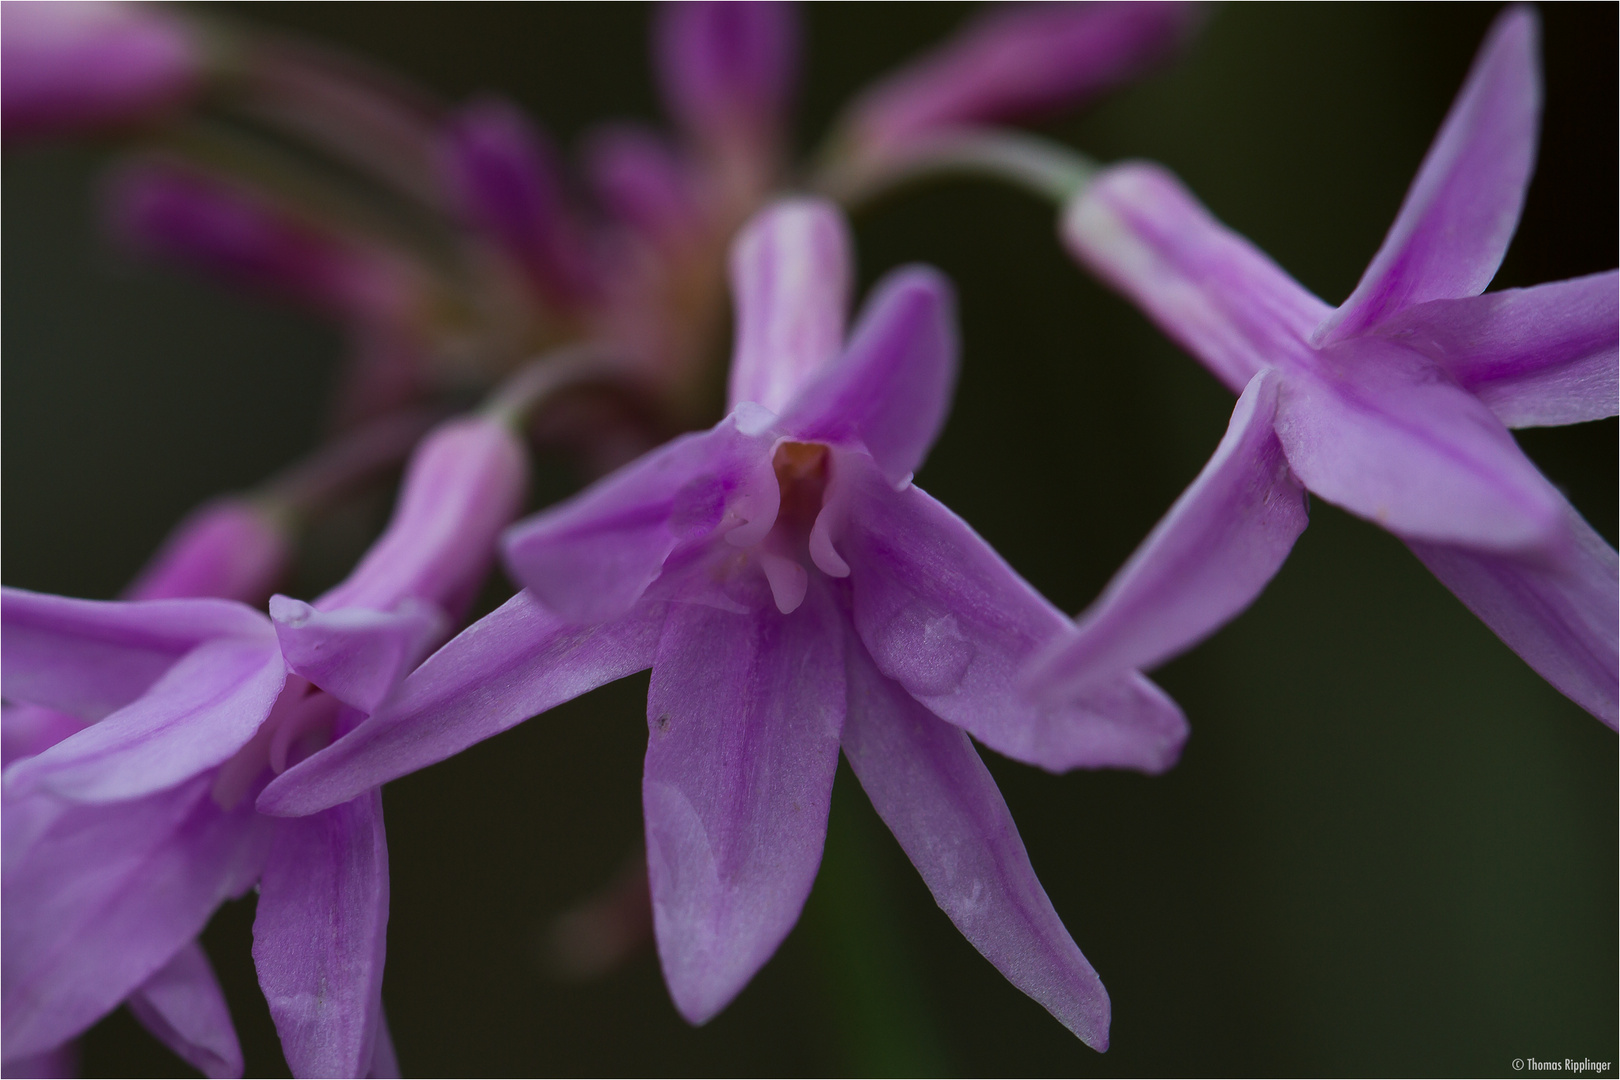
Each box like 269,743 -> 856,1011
210,677 -> 340,809
771,440 -> 829,538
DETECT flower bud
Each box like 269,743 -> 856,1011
842,2 -> 1202,161
1,1 -> 202,144
106,158 -> 423,327
123,498 -> 290,605
654,1 -> 798,155
443,98 -> 597,308
317,416 -> 529,616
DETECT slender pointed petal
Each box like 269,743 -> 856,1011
1062,163 -> 1330,393
727,199 -> 852,414
503,416 -> 776,625
1274,337 -> 1565,553
844,2 -> 1200,156
1,778 -> 269,1060
837,454 -> 1187,774
0,589 -> 273,722
253,791 -> 389,1079
259,592 -> 664,816
126,942 -> 243,1080
655,1 -> 798,150
1373,271 -> 1620,428
1410,504 -> 1618,727
783,267 -> 959,486
271,597 -> 445,715
1315,9 -> 1541,343
5,637 -> 286,803
643,581 -> 845,1024
843,640 -> 1110,1050
1025,370 -> 1308,702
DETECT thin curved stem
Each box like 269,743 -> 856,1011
482,344 -> 629,430
814,128 -> 1100,210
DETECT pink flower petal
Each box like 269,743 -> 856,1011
783,266 -> 959,487
503,415 -> 776,625
6,634 -> 286,804
727,198 -> 852,414
253,791 -> 390,1079
1409,502 -> 1618,727
643,581 -> 844,1024
1273,336 -> 1565,553
258,592 -> 664,817
1024,369 -> 1308,702
0,778 -> 269,1060
1063,162 -> 1330,393
1314,8 -> 1541,342
1372,271 -> 1619,428
0,588 -> 273,723
843,638 -> 1110,1050
126,941 -> 242,1080
837,454 -> 1187,774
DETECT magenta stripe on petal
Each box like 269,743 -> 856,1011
1273,337 -> 1565,554
1372,271 -> 1620,429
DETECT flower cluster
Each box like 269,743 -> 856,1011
2,3 -> 1612,1076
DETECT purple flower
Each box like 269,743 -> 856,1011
836,2 -> 1203,164
0,498 -> 287,1077
1031,8 -> 1618,724
260,198 -> 1187,1048
1,1 -> 202,144
1,415 -> 527,1076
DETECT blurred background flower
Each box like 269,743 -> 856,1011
4,4 -> 1614,1074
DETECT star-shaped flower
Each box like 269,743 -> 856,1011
2,414 -> 527,1077
261,197 -> 1188,1048
1031,7 -> 1617,724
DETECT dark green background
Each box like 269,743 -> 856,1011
4,4 -> 1615,1076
